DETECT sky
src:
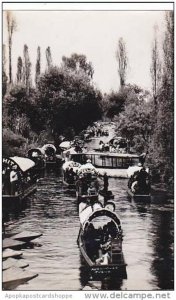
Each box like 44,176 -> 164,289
2,5 -> 168,93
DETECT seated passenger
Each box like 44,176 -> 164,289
96,252 -> 110,265
87,183 -> 96,195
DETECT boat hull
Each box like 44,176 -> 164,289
76,191 -> 99,204
127,188 -> 151,201
63,179 -> 76,190
2,184 -> 37,202
78,229 -> 127,279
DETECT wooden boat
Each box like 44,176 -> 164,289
12,231 -> 43,242
78,201 -> 127,279
127,166 -> 151,201
2,238 -> 26,250
42,143 -> 61,167
127,188 -> 151,201
3,258 -> 29,270
76,162 -> 100,203
2,157 -> 37,202
3,266 -> 38,290
62,160 -> 81,189
3,248 -> 23,259
67,152 -> 141,178
27,148 -> 46,174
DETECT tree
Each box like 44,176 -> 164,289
150,24 -> 162,111
35,46 -> 41,85
23,44 -> 32,93
102,91 -> 126,120
116,37 -> 128,88
115,86 -> 152,153
62,53 -> 94,79
2,44 -> 8,97
46,46 -> 53,70
36,66 -> 102,136
16,56 -> 23,83
6,11 -> 17,84
149,11 -> 174,186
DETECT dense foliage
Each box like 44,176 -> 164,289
35,66 -> 102,138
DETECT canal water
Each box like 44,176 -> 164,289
3,169 -> 174,291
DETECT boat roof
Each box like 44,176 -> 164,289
42,144 -> 56,152
28,148 -> 45,155
79,204 -> 121,228
88,208 -> 121,225
62,160 -> 81,170
71,152 -> 139,158
9,157 -> 35,172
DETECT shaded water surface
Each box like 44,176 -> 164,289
3,170 -> 174,291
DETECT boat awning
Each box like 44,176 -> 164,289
42,144 -> 56,154
9,157 -> 35,172
77,163 -> 99,175
79,203 -> 103,226
62,161 -> 81,171
28,148 -> 45,156
80,206 -> 121,230
59,141 -> 71,150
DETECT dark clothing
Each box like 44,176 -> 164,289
103,174 -> 109,193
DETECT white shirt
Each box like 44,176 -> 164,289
10,170 -> 18,182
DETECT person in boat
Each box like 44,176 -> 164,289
96,228 -> 111,265
103,172 -> 109,194
76,174 -> 88,195
129,166 -> 150,194
10,165 -> 18,195
137,166 -> 151,194
32,151 -> 38,158
99,140 -> 104,151
85,159 -> 93,167
96,251 -> 111,265
139,151 -> 148,166
87,183 -> 96,196
3,166 -> 11,195
67,167 -> 75,184
104,142 -> 109,152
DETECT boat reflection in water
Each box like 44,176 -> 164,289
78,200 -> 127,282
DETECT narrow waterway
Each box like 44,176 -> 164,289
3,169 -> 174,291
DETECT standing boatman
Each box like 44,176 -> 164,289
103,172 -> 109,193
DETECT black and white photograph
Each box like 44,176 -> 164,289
2,1 -> 174,293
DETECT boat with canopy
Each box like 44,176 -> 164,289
76,161 -> 101,203
42,144 -> 61,167
27,148 -> 46,174
78,201 -> 127,279
62,160 -> 81,188
127,165 -> 151,201
2,156 -> 37,201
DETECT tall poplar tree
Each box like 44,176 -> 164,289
116,37 -> 128,88
23,44 -> 32,93
150,25 -> 162,111
6,11 -> 17,84
46,46 -> 53,70
2,44 -> 8,97
35,46 -> 41,85
16,56 -> 23,84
